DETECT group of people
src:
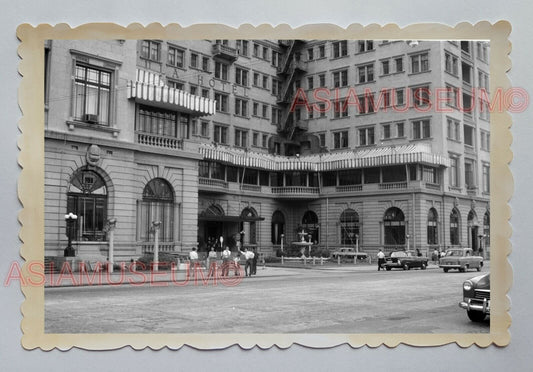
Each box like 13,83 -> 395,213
189,245 -> 259,277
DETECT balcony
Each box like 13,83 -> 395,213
271,186 -> 320,199
136,132 -> 183,150
379,182 -> 408,190
336,185 -> 363,193
212,43 -> 238,62
199,177 -> 228,192
240,184 -> 262,192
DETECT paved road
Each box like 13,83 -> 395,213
45,265 -> 490,334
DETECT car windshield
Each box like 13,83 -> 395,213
390,251 -> 407,258
445,250 -> 462,257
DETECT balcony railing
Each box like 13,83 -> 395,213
425,182 -> 441,191
212,43 -> 238,61
140,242 -> 175,254
136,132 -> 183,149
240,184 -> 262,192
199,177 -> 228,189
379,182 -> 408,190
336,185 -> 363,193
271,186 -> 320,198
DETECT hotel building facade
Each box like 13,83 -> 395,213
44,38 -> 491,262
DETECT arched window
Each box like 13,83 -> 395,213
383,207 -> 405,245
139,178 -> 174,242
271,210 -> 285,244
240,207 -> 258,245
340,209 -> 359,245
427,208 -> 438,245
67,169 -> 108,241
302,210 -> 319,243
450,208 -> 460,245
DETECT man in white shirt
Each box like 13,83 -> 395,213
221,246 -> 231,276
377,249 -> 385,271
189,247 -> 199,271
239,248 -> 255,277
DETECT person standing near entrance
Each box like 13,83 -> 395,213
189,247 -> 199,274
377,249 -> 385,271
251,247 -> 258,275
221,246 -> 231,276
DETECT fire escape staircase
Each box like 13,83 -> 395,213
276,40 -> 308,140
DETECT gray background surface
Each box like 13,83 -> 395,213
0,1 -> 531,370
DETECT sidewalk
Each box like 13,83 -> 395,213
44,261 -> 444,288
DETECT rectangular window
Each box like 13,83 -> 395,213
252,132 -> 258,147
201,121 -> 209,137
358,64 -> 374,83
412,86 -> 430,107
201,89 -> 210,99
141,40 -> 161,62
449,155 -> 459,187
262,134 -> 268,148
307,76 -> 314,90
423,166 -> 438,184
412,119 -> 431,139
235,98 -> 248,117
307,48 -> 314,60
168,80 -> 184,91
358,40 -> 374,53
333,70 -> 348,87
319,74 -> 326,87
464,125 -> 475,146
235,129 -> 248,147
213,125 -> 228,144
358,94 -> 375,114
262,75 -> 269,89
136,105 -> 178,137
359,127 -> 375,146
395,88 -> 405,106
190,53 -> 198,68
332,40 -> 348,58
253,102 -> 259,116
381,60 -> 390,75
214,61 -> 228,80
333,131 -> 349,149
262,104 -> 268,118
410,53 -> 429,73
202,56 -> 210,72
462,62 -> 472,84
445,52 -> 459,75
235,67 -> 249,86
382,124 -> 391,139
464,159 -> 476,188
253,43 -> 259,57
263,46 -> 269,61
480,130 -> 490,151
168,46 -> 185,67
319,133 -> 326,147
333,100 -> 349,118
396,122 -> 404,137
236,40 -> 248,56
214,92 -> 228,113
395,57 -> 403,72
478,70 -> 489,91
482,163 -> 490,193
461,41 -> 471,54
190,85 -> 197,96
447,118 -> 461,141
319,45 -> 326,58
74,64 -> 112,125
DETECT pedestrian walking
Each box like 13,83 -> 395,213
377,249 -> 385,271
221,246 -> 231,277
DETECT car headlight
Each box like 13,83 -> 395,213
463,281 -> 473,291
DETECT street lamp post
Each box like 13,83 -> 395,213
152,221 -> 161,271
64,213 -> 78,257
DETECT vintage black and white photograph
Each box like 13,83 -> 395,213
39,36 -> 498,337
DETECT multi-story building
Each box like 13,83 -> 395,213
44,39 -> 491,263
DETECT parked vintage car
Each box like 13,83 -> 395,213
331,247 -> 368,261
439,248 -> 483,272
381,251 -> 428,270
459,273 -> 490,322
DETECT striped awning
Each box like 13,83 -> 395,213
127,69 -> 216,117
199,143 -> 450,171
